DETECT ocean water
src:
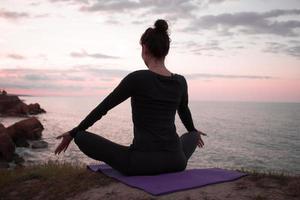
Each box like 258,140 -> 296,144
1,96 -> 299,175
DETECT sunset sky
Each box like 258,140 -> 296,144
0,0 -> 300,102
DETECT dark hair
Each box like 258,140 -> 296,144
140,19 -> 170,59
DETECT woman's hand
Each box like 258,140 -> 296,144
197,130 -> 207,148
54,132 -> 73,155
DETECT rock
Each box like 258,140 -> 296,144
6,102 -> 29,116
0,159 -> 9,168
0,123 -> 15,161
0,95 -> 22,113
12,153 -> 25,165
31,140 -> 48,149
14,137 -> 30,147
1,90 -> 7,95
6,117 -> 44,141
28,103 -> 46,114
0,94 -> 46,116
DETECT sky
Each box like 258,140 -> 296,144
0,0 -> 300,102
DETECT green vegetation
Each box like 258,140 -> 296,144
0,161 -> 115,200
253,194 -> 268,200
237,168 -> 300,198
237,167 -> 296,178
0,163 -> 299,200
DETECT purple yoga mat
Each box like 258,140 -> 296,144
87,164 -> 247,195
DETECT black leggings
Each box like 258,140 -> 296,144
74,130 -> 199,176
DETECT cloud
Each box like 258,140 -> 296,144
191,40 -> 223,53
0,8 -> 49,21
77,0 -> 234,14
29,2 -> 41,6
80,0 -> 140,12
0,68 -> 83,91
0,67 -> 275,95
7,53 -> 26,60
143,0 -> 199,20
0,8 -> 30,20
208,0 -> 235,4
187,9 -> 300,37
264,42 -> 300,58
0,67 -> 130,94
71,65 -> 131,77
49,0 -> 89,4
47,0 -> 237,23
174,40 -> 224,55
0,82 -> 83,90
23,74 -> 53,81
77,0 -> 200,21
70,49 -> 119,59
185,73 -> 275,80
34,13 -> 50,18
83,67 -> 130,77
105,19 -> 121,25
1,68 -> 86,81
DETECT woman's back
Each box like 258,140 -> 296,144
129,70 -> 185,151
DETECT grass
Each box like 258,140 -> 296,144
237,167 -> 296,180
237,168 -> 300,198
0,160 -> 115,200
253,194 -> 268,200
237,168 -> 293,185
0,163 -> 299,200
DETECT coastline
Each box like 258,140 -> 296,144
1,95 -> 300,175
0,162 -> 299,200
1,94 -> 300,200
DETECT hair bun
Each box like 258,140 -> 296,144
154,19 -> 168,33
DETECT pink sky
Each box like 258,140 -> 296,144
1,0 -> 300,102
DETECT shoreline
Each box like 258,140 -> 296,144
21,95 -> 300,104
0,161 -> 299,200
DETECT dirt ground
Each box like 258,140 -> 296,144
1,167 -> 299,200
69,175 -> 300,200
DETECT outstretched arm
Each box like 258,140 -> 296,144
69,73 -> 135,137
177,77 -> 197,132
177,77 -> 207,148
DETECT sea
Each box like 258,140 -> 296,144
1,96 -> 299,175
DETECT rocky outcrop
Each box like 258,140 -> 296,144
0,118 -> 47,168
0,94 -> 46,117
27,103 -> 45,115
0,91 -> 48,168
14,138 -> 30,148
6,117 -> 44,142
0,159 -> 9,168
0,123 -> 15,161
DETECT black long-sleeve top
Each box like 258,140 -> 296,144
69,69 -> 197,151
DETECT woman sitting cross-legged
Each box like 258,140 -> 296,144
55,19 -> 206,176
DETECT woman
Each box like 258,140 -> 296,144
55,19 -> 206,176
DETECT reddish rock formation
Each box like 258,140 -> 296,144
0,123 -> 15,161
27,103 -> 46,115
6,102 -> 29,116
6,117 -> 44,141
1,90 -> 7,95
0,117 -> 46,167
0,94 -> 46,117
0,95 -> 22,113
0,92 -> 47,166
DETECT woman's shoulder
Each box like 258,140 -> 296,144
122,70 -> 150,83
172,73 -> 186,83
126,69 -> 148,77
126,69 -> 186,82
